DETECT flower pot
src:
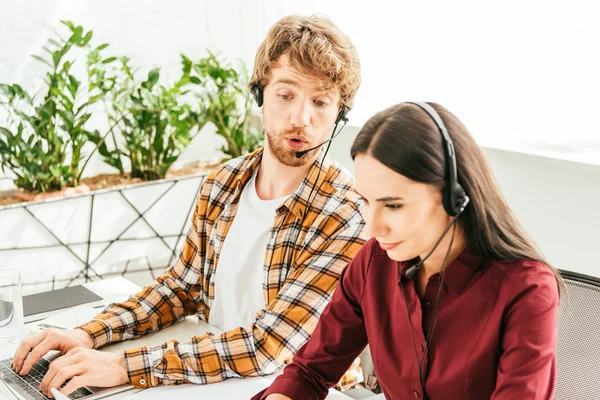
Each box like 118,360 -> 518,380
0,172 -> 208,295
13,185 -> 91,202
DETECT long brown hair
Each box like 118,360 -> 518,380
351,103 -> 563,292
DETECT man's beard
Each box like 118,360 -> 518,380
265,129 -> 321,167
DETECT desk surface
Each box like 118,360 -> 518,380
6,277 -> 351,399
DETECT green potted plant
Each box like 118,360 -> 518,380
0,21 -> 111,201
0,25 -> 264,294
86,54 -> 209,181
191,51 -> 263,160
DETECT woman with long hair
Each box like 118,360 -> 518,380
253,102 -> 561,400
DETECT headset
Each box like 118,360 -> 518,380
251,82 -> 349,126
249,81 -> 350,272
409,102 -> 468,217
400,102 -> 470,399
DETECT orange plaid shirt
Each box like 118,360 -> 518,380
78,148 -> 367,389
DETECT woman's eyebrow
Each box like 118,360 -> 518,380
355,191 -> 403,202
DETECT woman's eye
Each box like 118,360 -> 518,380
385,204 -> 403,210
278,94 -> 291,100
315,99 -> 326,107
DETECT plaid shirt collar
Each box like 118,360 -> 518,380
230,147 -> 333,220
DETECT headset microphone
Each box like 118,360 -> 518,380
405,196 -> 469,279
404,102 -> 470,280
294,106 -> 349,158
249,82 -> 350,159
295,126 -> 343,158
249,82 -> 351,273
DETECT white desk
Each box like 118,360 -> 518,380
3,277 -> 351,399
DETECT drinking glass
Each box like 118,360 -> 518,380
0,270 -> 26,342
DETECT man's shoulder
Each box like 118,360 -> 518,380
202,150 -> 261,194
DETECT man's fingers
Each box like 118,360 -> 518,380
11,331 -> 48,372
58,375 -> 86,398
39,353 -> 75,393
45,365 -> 84,398
19,335 -> 58,375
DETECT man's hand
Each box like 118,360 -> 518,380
39,348 -> 128,398
265,395 -> 293,400
11,329 -> 94,375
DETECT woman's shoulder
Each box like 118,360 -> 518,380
493,258 -> 555,278
491,258 -> 560,303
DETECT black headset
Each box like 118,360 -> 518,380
408,102 -> 468,217
400,102 -> 469,399
251,83 -> 349,125
250,81 -> 350,274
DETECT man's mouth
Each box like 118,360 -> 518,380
285,135 -> 308,150
286,135 -> 307,143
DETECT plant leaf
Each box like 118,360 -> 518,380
31,54 -> 52,67
146,68 -> 160,88
102,57 -> 117,64
60,20 -> 75,30
82,31 -> 93,46
67,75 -> 79,98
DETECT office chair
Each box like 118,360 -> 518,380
554,269 -> 600,399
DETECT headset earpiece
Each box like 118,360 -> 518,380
336,105 -> 349,124
250,83 -> 263,107
408,102 -> 468,217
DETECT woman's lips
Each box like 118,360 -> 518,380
378,241 -> 403,251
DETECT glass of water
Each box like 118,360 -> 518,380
0,270 -> 26,342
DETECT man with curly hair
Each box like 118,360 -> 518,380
12,15 -> 367,397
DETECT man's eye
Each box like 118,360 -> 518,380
279,94 -> 291,100
315,100 -> 326,107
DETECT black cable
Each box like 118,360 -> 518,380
285,118 -> 347,269
419,223 -> 457,385
400,218 -> 458,400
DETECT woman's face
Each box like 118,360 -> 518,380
354,154 -> 454,262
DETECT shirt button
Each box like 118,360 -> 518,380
419,344 -> 425,352
425,301 -> 432,309
413,390 -> 420,398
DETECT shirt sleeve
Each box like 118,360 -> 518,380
76,170 -> 217,349
491,262 -> 560,400
253,239 -> 374,400
120,210 -> 366,389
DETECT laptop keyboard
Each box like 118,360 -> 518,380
0,358 -> 93,399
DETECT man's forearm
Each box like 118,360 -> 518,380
78,270 -> 199,348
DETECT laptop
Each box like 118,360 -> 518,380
0,307 -> 224,399
50,388 -> 70,400
0,353 -> 133,400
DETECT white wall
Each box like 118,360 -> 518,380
329,125 -> 600,278
317,0 -> 600,166
1,1 -> 598,279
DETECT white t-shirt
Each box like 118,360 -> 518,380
208,170 -> 289,332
